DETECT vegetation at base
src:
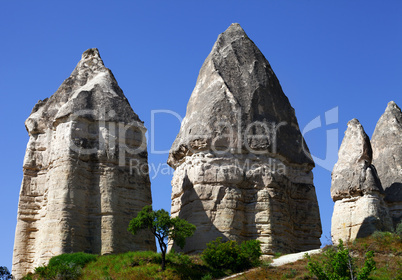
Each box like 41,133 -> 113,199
128,205 -> 196,271
201,237 -> 262,272
24,250 -> 230,280
22,238 -> 262,280
306,239 -> 375,280
21,223 -> 402,279
231,228 -> 402,280
22,252 -> 97,280
0,266 -> 12,280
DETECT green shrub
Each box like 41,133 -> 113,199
34,252 -> 97,280
48,252 -> 97,268
371,230 -> 397,247
201,237 -> 261,272
306,239 -> 376,280
239,239 -> 262,267
396,222 -> 402,237
166,251 -> 192,266
201,274 -> 213,280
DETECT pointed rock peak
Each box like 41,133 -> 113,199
386,100 -> 399,109
372,100 -> 402,141
372,101 -> 402,204
347,118 -> 366,134
220,23 -> 247,39
331,118 -> 382,201
384,100 -> 402,117
212,23 -> 250,53
341,118 -> 372,164
82,48 -> 101,60
168,24 -> 313,168
75,48 -> 105,73
25,48 -> 140,135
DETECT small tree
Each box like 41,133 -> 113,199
0,266 -> 12,280
128,205 -> 196,271
306,239 -> 376,280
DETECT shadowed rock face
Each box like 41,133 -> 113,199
371,101 -> 402,227
168,24 -> 322,255
13,49 -> 155,279
331,119 -> 392,243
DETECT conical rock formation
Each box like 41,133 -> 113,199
331,119 -> 392,243
168,24 -> 322,255
371,101 -> 402,227
13,49 -> 155,279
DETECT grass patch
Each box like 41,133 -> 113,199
25,251 -> 229,279
83,251 -> 227,280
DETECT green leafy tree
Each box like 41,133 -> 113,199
306,239 -> 376,280
0,266 -> 12,280
128,205 -> 196,271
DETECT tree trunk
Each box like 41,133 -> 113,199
161,250 -> 166,271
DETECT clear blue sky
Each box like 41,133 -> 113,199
1,0 -> 401,271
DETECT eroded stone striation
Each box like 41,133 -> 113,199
168,23 -> 322,255
331,119 -> 392,243
13,48 -> 155,279
371,101 -> 402,227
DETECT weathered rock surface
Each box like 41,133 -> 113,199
168,23 -> 322,255
13,48 -> 155,279
371,101 -> 402,227
331,119 -> 392,243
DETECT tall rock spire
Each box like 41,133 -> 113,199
168,24 -> 321,255
169,23 -> 313,167
331,119 -> 392,243
13,48 -> 155,279
371,101 -> 402,227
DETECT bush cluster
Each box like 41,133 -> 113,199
306,239 -> 376,280
201,237 -> 262,272
27,252 -> 97,280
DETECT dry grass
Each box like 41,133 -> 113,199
232,233 -> 402,280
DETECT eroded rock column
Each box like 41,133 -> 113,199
168,24 -> 322,255
371,101 -> 402,228
331,119 -> 392,243
13,49 -> 155,279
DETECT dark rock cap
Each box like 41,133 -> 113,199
168,23 -> 313,168
26,48 -> 142,136
372,101 -> 402,202
331,119 -> 384,201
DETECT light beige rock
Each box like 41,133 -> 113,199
331,119 -> 392,243
170,153 -> 321,255
12,49 -> 155,279
168,24 -> 322,255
